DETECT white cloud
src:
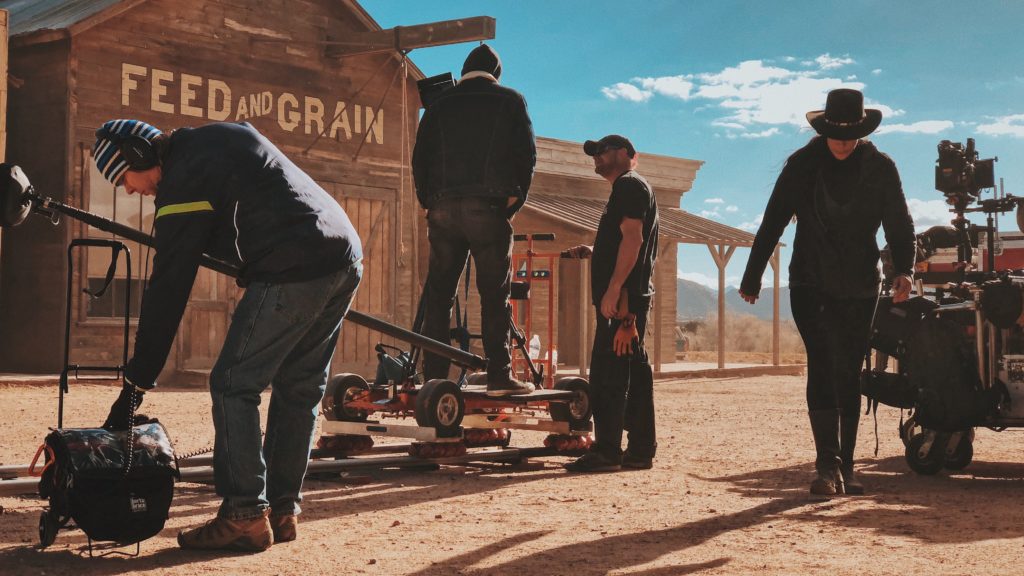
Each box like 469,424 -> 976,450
601,82 -> 652,102
738,213 -> 764,231
726,205 -> 739,212
739,128 -> 781,138
704,197 -> 725,204
700,209 -> 721,219
907,198 -> 953,230
815,54 -> 855,70
599,53 -> 929,140
977,113 -> 1024,137
636,75 -> 694,100
875,120 -> 954,135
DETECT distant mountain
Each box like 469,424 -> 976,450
677,278 -> 793,321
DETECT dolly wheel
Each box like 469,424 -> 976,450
415,379 -> 465,436
899,416 -> 918,448
549,378 -> 592,429
38,511 -> 57,548
905,432 -> 944,475
322,374 -> 370,422
944,437 -> 974,471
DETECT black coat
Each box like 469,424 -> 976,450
412,77 -> 536,215
126,122 -> 362,389
740,137 -> 916,299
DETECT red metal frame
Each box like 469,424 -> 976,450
511,235 -> 558,388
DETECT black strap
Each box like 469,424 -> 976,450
83,244 -> 123,299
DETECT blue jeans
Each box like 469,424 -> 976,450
211,262 -> 362,520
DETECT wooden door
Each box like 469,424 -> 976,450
177,267 -> 237,371
332,193 -> 396,376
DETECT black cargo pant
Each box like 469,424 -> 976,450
589,306 -> 656,461
790,285 -> 875,415
421,196 -> 513,382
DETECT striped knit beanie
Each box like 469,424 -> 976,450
92,119 -> 163,185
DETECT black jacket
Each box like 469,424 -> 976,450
126,122 -> 362,389
740,137 -> 915,299
412,77 -> 536,214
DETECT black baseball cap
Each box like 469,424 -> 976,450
583,134 -> 636,158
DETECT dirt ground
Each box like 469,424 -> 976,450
2,374 -> 1023,576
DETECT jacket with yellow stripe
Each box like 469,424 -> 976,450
126,122 -> 362,389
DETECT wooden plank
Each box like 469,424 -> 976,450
326,16 -> 495,58
0,9 -> 7,161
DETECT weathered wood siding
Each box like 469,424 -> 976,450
0,39 -> 71,372
2,0 -> 423,380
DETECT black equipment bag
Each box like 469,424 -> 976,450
860,370 -> 917,409
906,316 -> 1000,431
869,296 -> 938,358
38,422 -> 179,545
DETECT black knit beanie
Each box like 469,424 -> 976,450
461,44 -> 502,79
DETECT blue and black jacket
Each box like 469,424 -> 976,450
125,122 -> 362,389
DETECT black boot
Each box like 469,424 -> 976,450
808,409 -> 843,496
839,413 -> 865,495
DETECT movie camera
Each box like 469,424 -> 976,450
935,138 -> 996,203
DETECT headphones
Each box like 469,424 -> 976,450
95,127 -> 159,171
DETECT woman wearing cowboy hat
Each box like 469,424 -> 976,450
739,88 -> 916,496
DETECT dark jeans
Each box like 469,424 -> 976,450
589,307 -> 656,461
422,196 -> 513,381
790,285 -> 875,416
210,262 -> 362,520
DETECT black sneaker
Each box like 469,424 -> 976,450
485,377 -> 535,397
621,452 -> 653,470
563,451 -> 621,473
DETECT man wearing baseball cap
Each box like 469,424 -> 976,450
563,134 -> 659,472
93,119 -> 363,551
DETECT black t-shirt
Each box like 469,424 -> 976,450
591,170 -> 659,312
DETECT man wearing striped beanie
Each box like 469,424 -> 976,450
92,119 -> 364,552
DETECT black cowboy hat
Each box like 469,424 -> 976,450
806,88 -> 882,140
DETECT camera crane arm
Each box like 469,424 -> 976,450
0,164 -> 487,371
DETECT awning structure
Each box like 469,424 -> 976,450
522,192 -> 783,370
525,193 -> 756,246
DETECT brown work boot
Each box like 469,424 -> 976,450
177,511 -> 273,552
270,514 -> 297,543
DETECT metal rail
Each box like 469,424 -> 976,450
0,445 -> 567,497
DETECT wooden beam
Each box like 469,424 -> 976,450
707,244 -> 735,369
770,246 -> 781,366
0,9 -> 7,161
579,259 -> 590,377
325,16 -> 496,59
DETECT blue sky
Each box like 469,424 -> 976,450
363,0 -> 1024,289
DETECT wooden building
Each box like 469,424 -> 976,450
0,0 -> 757,384
0,0 -> 428,380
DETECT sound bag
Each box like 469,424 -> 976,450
36,422 -> 179,546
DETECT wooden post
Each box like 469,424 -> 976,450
653,242 -> 674,375
0,9 -> 7,273
770,245 -> 781,366
707,244 -> 735,369
0,9 -> 6,162
578,258 -> 589,376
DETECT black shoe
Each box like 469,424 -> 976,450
563,451 -> 621,473
485,377 -> 535,397
621,452 -> 653,470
